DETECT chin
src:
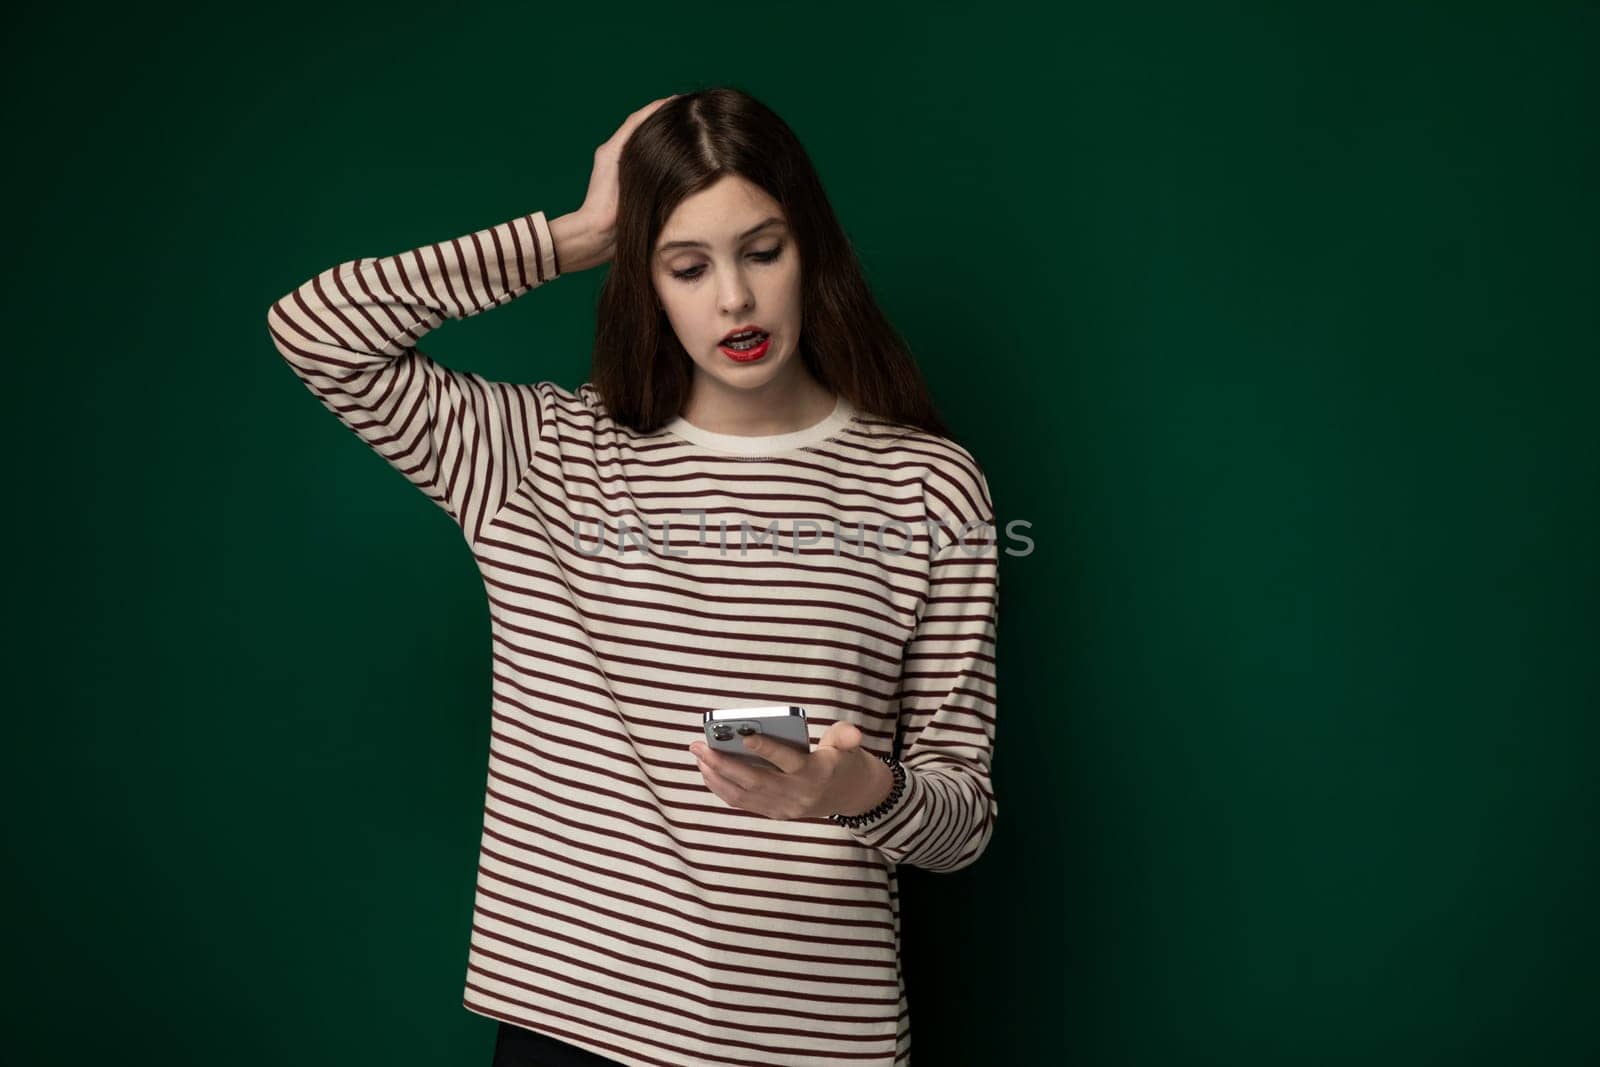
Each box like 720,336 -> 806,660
701,346 -> 789,387
711,366 -> 781,392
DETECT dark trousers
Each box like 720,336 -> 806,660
491,1021 -> 627,1066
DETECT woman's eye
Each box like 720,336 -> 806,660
670,245 -> 784,281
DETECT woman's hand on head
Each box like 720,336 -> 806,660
551,94 -> 680,274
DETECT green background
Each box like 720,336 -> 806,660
7,1 -> 1596,1064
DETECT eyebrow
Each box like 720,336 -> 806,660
656,216 -> 786,253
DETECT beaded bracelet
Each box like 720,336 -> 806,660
829,754 -> 906,828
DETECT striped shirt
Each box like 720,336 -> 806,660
265,209 -> 1000,1066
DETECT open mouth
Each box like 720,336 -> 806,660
720,328 -> 769,351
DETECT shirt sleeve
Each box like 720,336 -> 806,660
844,458 -> 1001,872
265,209 -> 562,548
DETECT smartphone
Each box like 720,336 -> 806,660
703,705 -> 812,769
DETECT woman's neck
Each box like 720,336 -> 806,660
678,374 -> 836,437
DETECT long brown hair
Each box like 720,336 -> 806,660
591,86 -> 952,440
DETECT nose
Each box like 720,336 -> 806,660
717,269 -> 755,316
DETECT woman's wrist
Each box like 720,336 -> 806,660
836,749 -> 895,815
829,752 -> 905,828
549,210 -> 611,275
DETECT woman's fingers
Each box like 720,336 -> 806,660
605,93 -> 678,151
738,734 -> 807,775
698,749 -> 757,794
573,93 -> 682,265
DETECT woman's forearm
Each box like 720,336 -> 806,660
549,210 -> 612,275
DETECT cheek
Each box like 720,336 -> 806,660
656,292 -> 697,337
653,280 -> 677,317
770,267 -> 803,319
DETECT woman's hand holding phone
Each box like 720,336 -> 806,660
689,720 -> 896,822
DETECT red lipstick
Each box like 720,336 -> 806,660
718,325 -> 772,363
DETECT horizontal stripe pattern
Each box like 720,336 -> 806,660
266,210 -> 558,547
266,210 -> 1000,1066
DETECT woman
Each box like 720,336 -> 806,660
266,87 -> 1000,1067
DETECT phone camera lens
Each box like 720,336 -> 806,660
736,724 -> 757,736
712,725 -> 733,741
